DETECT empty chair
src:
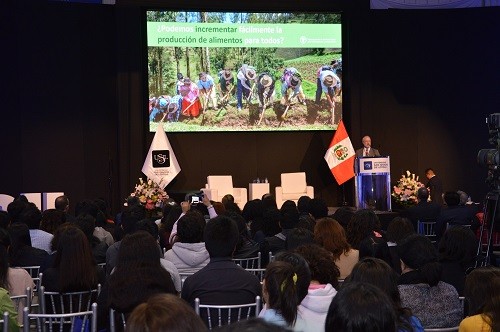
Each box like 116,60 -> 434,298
232,252 -> 261,269
202,176 -> 247,209
275,172 -> 314,209
23,302 -> 97,332
194,296 -> 261,329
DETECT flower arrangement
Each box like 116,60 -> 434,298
392,170 -> 424,206
129,178 -> 169,210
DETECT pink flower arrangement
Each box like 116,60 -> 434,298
392,170 -> 424,206
128,178 -> 169,210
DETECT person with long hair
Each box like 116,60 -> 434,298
314,217 -> 359,279
41,225 -> 104,292
346,257 -> 423,331
260,260 -> 311,329
126,293 -> 206,332
398,234 -> 462,328
0,228 -> 33,328
459,266 -> 500,332
325,282 -> 397,332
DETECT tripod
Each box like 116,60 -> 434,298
475,190 -> 500,267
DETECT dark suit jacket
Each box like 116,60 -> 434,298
436,205 -> 479,238
426,175 -> 444,205
407,201 -> 441,231
355,147 -> 381,158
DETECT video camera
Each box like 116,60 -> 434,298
185,191 -> 204,204
477,113 -> 500,189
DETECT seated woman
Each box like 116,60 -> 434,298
397,234 -> 462,328
294,244 -> 339,331
386,217 -> 415,274
41,225 -> 105,292
0,228 -> 33,327
325,282 -> 397,332
438,225 -> 478,296
100,231 -> 176,331
346,257 -> 423,332
459,266 -> 500,332
164,211 -> 209,274
314,217 -> 359,279
8,222 -> 48,267
260,258 -> 311,331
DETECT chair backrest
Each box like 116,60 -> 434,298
268,252 -> 275,263
232,252 -> 261,269
194,296 -> 261,329
207,176 -> 234,196
17,266 -> 40,289
281,172 -> 307,193
245,268 -> 266,282
179,272 -> 195,291
417,221 -> 436,236
423,327 -> 459,332
40,285 -> 101,315
109,308 -> 127,332
23,302 -> 97,332
0,311 -> 9,332
10,287 -> 32,315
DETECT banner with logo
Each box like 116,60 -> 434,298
142,124 -> 181,188
324,120 -> 355,185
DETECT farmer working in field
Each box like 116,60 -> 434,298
236,64 -> 257,111
197,72 -> 217,111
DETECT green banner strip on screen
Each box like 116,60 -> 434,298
147,22 -> 341,48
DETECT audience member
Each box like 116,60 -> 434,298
0,211 -> 10,229
325,282 -> 397,332
39,209 -> 66,234
55,195 -> 77,222
438,226 -> 478,295
261,207 -> 299,255
158,200 -> 181,250
398,234 -> 462,328
19,203 -> 53,253
230,211 -> 261,259
0,228 -> 34,325
41,225 -> 104,293
314,217 -> 359,279
181,215 -> 261,310
259,260 -> 311,330
436,192 -> 480,238
75,199 -> 114,246
285,228 -> 314,251
294,245 -> 339,331
101,231 -> 176,330
126,293 -> 207,332
386,217 -> 415,274
345,257 -> 423,331
331,206 -> 355,230
8,222 -> 48,267
347,209 -> 391,265
75,213 -> 108,264
406,187 -> 440,231
308,198 -> 328,220
459,266 -> 500,332
7,199 -> 28,224
164,211 -> 209,274
106,205 -> 145,275
93,198 -> 116,245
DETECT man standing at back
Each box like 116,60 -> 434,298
181,215 -> 261,306
425,168 -> 444,205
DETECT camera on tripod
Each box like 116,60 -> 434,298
477,113 -> 500,189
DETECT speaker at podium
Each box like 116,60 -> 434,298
355,156 -> 391,211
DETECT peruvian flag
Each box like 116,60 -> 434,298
324,120 -> 355,185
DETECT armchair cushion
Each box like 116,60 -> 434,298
281,172 -> 307,193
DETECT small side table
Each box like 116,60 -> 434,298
249,183 -> 270,200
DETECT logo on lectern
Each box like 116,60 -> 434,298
363,161 -> 373,170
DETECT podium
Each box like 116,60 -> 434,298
355,156 -> 392,211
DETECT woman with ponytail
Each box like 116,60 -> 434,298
397,234 -> 462,329
260,252 -> 311,331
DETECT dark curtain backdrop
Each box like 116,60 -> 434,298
1,1 -> 498,215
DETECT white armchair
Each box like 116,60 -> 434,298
275,172 -> 314,208
0,194 -> 14,211
201,176 -> 247,209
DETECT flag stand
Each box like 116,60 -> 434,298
341,183 -> 349,206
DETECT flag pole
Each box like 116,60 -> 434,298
341,182 -> 348,206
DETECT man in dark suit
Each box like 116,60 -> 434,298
406,187 -> 441,231
355,136 -> 381,157
425,168 -> 444,205
435,191 -> 480,239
